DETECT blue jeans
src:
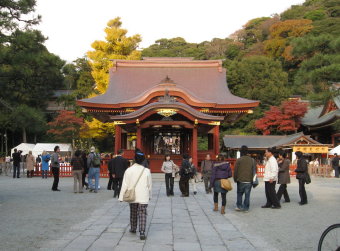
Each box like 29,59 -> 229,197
236,182 -> 252,210
88,167 -> 100,191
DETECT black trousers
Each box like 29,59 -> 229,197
276,184 -> 290,202
27,170 -> 34,178
51,167 -> 59,190
165,173 -> 174,195
13,163 -> 20,178
113,177 -> 123,197
107,173 -> 114,190
264,181 -> 280,207
298,179 -> 308,204
179,176 -> 190,196
214,192 -> 227,206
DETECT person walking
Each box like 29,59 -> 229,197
189,157 -> 198,195
276,151 -> 291,203
295,151 -> 308,205
12,149 -> 21,178
4,155 -> 11,176
81,152 -> 89,189
87,146 -> 101,193
161,155 -> 177,196
71,150 -> 84,193
331,153 -> 339,178
233,145 -> 254,212
41,151 -> 50,179
107,153 -> 115,190
210,156 -> 232,214
51,146 -> 61,191
261,148 -> 281,209
179,154 -> 193,197
109,149 -> 129,198
201,154 -> 213,194
26,151 -> 35,178
119,151 -> 152,240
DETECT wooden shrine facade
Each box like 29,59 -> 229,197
77,58 -> 259,172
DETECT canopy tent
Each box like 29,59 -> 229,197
32,143 -> 72,157
10,143 -> 35,157
330,145 -> 340,155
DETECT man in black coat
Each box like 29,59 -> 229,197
331,153 -> 339,178
12,149 -> 21,178
108,149 -> 130,198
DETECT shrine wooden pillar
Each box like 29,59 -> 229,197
192,126 -> 198,167
213,125 -> 220,157
114,125 -> 122,154
136,126 -> 142,150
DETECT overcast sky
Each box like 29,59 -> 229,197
35,0 -> 304,62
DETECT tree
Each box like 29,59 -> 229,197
255,99 -> 308,135
227,56 -> 289,108
87,17 -> 141,94
0,0 -> 41,42
9,105 -> 46,142
0,29 -> 65,108
47,110 -> 86,146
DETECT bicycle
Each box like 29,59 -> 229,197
318,224 -> 340,251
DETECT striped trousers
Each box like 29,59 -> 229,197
130,203 -> 148,233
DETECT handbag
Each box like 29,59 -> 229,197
221,178 -> 233,191
123,167 -> 145,202
252,159 -> 259,188
305,172 -> 311,184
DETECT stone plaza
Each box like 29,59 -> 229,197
0,175 -> 339,251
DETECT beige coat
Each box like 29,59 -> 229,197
26,154 -> 36,171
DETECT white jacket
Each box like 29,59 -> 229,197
263,156 -> 278,182
119,163 -> 152,204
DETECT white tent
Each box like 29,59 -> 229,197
330,145 -> 340,155
32,143 -> 72,157
10,143 -> 36,156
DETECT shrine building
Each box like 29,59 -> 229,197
77,58 -> 259,172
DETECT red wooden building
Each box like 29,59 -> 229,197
77,58 -> 259,172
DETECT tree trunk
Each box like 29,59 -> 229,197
34,134 -> 37,143
23,127 -> 27,143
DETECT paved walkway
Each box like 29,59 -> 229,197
40,182 -> 275,251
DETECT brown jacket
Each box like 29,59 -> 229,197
278,158 -> 291,184
26,154 -> 36,171
233,155 -> 253,183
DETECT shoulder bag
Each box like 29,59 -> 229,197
123,167 -> 145,202
221,178 -> 233,191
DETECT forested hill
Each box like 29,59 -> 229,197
142,0 -> 340,134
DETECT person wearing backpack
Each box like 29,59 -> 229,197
179,154 -> 192,197
87,146 -> 101,193
41,151 -> 50,179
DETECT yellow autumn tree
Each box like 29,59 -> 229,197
87,17 -> 142,94
83,17 -> 141,140
264,19 -> 313,59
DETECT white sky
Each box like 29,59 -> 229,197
35,0 -> 304,62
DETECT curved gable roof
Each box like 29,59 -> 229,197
79,58 -> 258,108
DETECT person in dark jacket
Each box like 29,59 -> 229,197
71,150 -> 84,193
276,151 -> 291,203
81,151 -> 89,189
331,153 -> 339,178
12,149 -> 21,178
108,149 -> 129,198
210,156 -> 232,214
179,154 -> 192,197
233,145 -> 253,212
201,154 -> 214,194
294,151 -> 308,205
107,153 -> 115,190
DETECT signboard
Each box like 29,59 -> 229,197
293,146 -> 329,153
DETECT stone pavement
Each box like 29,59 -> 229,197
40,181 -> 275,251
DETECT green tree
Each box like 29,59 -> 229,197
10,105 -> 46,143
0,29 -> 65,108
87,17 -> 141,94
227,56 -> 289,108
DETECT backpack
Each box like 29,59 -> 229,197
92,153 -> 101,167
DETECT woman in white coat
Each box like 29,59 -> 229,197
119,150 -> 152,240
